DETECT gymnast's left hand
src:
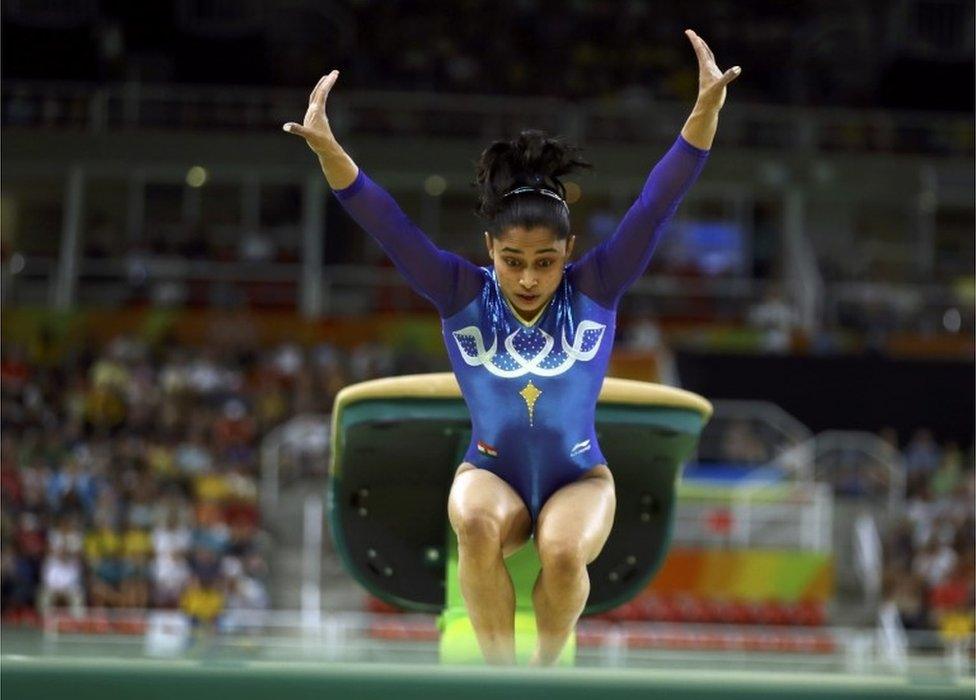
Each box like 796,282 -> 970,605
685,29 -> 740,111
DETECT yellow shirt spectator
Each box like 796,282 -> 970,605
122,528 -> 153,558
194,473 -> 230,502
939,612 -> 975,642
180,581 -> 224,623
84,527 -> 122,562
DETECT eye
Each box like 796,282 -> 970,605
504,258 -> 522,267
537,259 -> 554,268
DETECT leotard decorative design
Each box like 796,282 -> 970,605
451,319 -> 606,378
334,134 -> 709,527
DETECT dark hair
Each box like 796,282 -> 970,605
473,129 -> 592,240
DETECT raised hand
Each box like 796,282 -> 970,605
684,29 -> 740,111
283,70 -> 342,156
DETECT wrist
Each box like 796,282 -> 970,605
316,144 -> 346,164
691,99 -> 722,117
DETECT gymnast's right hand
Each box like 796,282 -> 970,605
283,70 -> 342,156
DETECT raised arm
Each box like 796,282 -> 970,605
571,30 -> 740,308
283,71 -> 483,317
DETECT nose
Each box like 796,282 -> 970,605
519,275 -> 538,290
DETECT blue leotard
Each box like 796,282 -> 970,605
334,134 -> 709,527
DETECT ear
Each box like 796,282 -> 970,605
484,231 -> 493,260
566,235 -> 576,259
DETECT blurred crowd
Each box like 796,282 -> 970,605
5,0 -> 970,112
0,331 -> 434,626
0,326 -> 972,640
0,335 -> 268,626
881,430 -> 976,639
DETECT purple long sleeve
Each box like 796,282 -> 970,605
569,134 -> 709,309
333,170 -> 485,317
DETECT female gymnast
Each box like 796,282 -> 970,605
284,29 -> 740,666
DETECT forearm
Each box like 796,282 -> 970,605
680,100 -> 722,151
570,135 -> 708,307
317,145 -> 359,190
330,169 -> 483,316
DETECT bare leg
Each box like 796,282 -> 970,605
448,464 -> 531,665
531,465 -> 616,666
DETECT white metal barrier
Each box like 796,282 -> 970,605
260,413 -> 329,512
700,399 -> 815,479
775,430 -> 907,512
673,481 -> 833,552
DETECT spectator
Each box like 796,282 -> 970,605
747,285 -> 797,353
905,429 -> 942,481
179,575 -> 224,628
912,535 -> 958,589
85,512 -> 124,608
119,550 -> 151,608
14,512 -> 46,579
721,420 -> 768,463
152,508 -> 192,560
930,443 -> 962,499
37,544 -> 85,618
884,568 -> 929,630
88,552 -> 125,608
47,514 -> 84,558
190,546 -> 223,584
219,556 -> 269,634
212,398 -> 256,461
2,542 -> 40,623
151,552 -> 191,609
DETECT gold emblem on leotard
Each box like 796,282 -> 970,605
519,380 -> 541,427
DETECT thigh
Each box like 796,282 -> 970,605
448,462 -> 532,558
535,465 -> 616,565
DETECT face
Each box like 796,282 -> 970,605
485,226 -> 575,321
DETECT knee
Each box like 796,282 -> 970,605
454,511 -> 503,555
538,539 -> 587,579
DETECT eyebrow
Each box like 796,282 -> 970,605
500,246 -> 558,254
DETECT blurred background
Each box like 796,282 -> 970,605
1,0 -> 973,683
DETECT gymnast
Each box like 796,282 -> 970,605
284,29 -> 739,666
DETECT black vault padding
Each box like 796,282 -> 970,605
329,376 -> 709,615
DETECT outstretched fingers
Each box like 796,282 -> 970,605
684,29 -> 712,67
311,70 -> 339,110
285,70 -> 340,138
308,74 -> 328,105
685,29 -> 741,87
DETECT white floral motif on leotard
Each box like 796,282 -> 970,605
451,320 -> 606,378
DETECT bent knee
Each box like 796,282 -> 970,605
453,510 -> 503,549
538,540 -> 587,577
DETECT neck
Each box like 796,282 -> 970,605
505,292 -> 550,326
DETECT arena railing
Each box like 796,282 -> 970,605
702,399 -> 815,475
825,280 -> 974,335
670,481 -> 833,553
2,256 -> 769,321
4,254 -> 967,347
773,431 -> 907,512
3,80 -> 973,157
36,606 -> 974,678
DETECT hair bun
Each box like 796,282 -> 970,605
474,129 -> 592,221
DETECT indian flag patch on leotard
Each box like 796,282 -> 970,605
477,440 -> 498,458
